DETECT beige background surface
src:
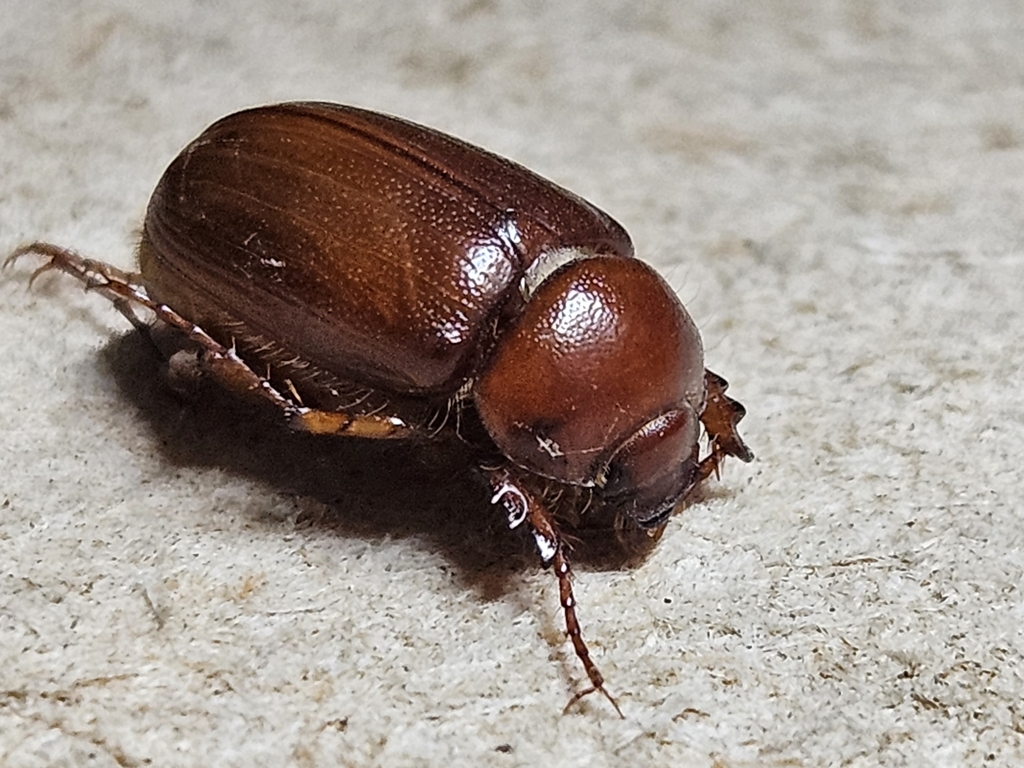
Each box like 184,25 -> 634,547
2,2 -> 1024,766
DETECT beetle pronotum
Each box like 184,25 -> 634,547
7,102 -> 752,715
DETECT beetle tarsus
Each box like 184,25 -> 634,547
6,242 -> 152,332
562,682 -> 624,719
488,469 -> 625,718
551,543 -> 625,718
7,241 -> 143,289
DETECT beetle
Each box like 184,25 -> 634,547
6,102 -> 752,716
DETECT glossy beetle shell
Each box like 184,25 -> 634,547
141,102 -> 631,394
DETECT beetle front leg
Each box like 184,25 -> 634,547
6,242 -> 414,440
698,369 -> 754,481
488,468 -> 624,718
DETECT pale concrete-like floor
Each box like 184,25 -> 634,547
2,2 -> 1023,766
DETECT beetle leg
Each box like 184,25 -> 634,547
488,469 -> 625,718
7,242 -> 415,440
6,242 -> 151,333
698,369 -> 754,481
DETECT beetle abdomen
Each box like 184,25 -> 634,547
140,102 -> 632,394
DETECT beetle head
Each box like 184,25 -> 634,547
597,406 -> 701,528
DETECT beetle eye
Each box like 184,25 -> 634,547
600,407 -> 700,528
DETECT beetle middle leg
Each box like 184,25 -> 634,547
6,241 -> 416,440
488,468 -> 624,718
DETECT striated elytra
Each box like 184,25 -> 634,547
7,102 -> 752,716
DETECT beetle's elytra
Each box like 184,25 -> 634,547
7,102 -> 752,716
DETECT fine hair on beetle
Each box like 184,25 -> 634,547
6,102 -> 752,716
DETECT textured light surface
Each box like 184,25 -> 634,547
2,1 -> 1024,766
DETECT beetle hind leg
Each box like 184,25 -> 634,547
6,241 -> 150,333
124,300 -> 417,439
7,241 -> 416,440
489,469 -> 625,718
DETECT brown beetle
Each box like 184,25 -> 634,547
7,102 -> 752,716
